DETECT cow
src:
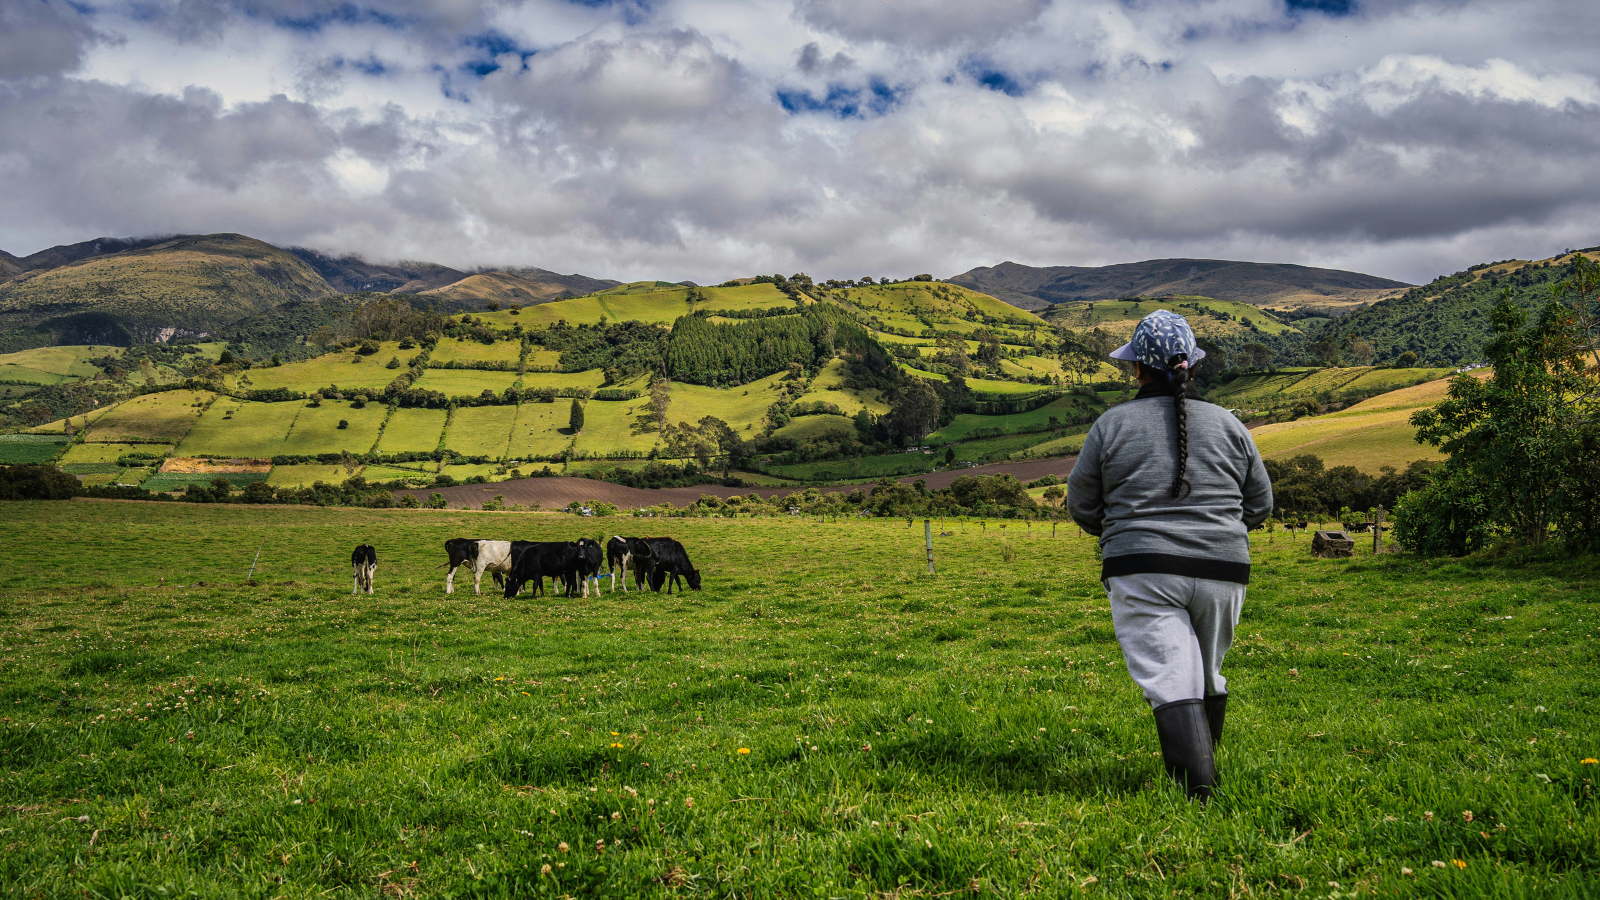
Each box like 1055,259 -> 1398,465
573,538 -> 606,597
443,538 -> 517,595
503,541 -> 582,599
351,544 -> 377,595
605,536 -> 653,593
643,537 -> 701,594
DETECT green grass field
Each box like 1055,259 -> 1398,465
927,396 -> 1091,446
84,391 -> 215,444
429,338 -> 522,366
238,344 -> 406,394
375,408 -> 447,454
445,406 -> 518,459
177,398 -> 301,457
0,434 -> 70,464
0,502 -> 1593,897
413,369 -> 520,397
1247,374 -> 1476,472
141,471 -> 270,492
509,402 -> 579,459
0,345 -> 119,385
519,370 -> 607,391
58,442 -> 174,465
773,415 -> 856,442
266,464 -> 357,487
766,452 -> 937,481
281,402 -> 389,456
478,283 -> 794,329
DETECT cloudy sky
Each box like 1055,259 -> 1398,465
1,0 -> 1596,283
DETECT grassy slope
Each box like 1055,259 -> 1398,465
1248,372 -> 1488,472
0,234 -> 333,333
420,272 -> 572,305
280,402 -> 388,456
0,345 -> 120,384
1044,298 -> 1298,338
927,396 -> 1095,445
376,408 -> 447,454
4,504 -> 1590,896
446,406 -> 518,458
773,415 -> 856,441
429,337 -> 523,365
177,398 -> 301,457
413,369 -> 520,397
84,390 -> 213,444
237,343 -> 407,393
476,283 -> 794,329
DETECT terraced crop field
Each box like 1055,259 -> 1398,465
0,434 -> 70,464
84,390 -> 214,443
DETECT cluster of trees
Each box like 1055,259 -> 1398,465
1394,260 -> 1600,555
1264,456 -> 1437,520
666,314 -> 815,386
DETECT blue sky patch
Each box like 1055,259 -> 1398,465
960,58 -> 1024,97
272,3 -> 406,33
1286,0 -> 1356,15
778,79 -> 904,118
460,31 -> 536,78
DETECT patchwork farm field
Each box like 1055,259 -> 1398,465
0,502 -> 1595,897
83,390 -> 214,443
237,343 -> 406,394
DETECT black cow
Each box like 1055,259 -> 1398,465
643,537 -> 701,593
504,541 -> 581,599
605,536 -> 653,593
351,544 -> 377,595
573,538 -> 604,597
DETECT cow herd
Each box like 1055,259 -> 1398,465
350,535 -> 701,598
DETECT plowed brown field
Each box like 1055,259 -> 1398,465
396,457 -> 1078,510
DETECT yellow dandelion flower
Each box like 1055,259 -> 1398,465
1452,860 -> 1466,869
610,742 -> 624,749
611,731 -> 619,736
1582,758 -> 1598,764
738,747 -> 751,755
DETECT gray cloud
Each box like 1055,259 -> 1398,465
0,0 -> 103,78
0,0 -> 1596,286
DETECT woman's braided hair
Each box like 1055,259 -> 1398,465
1166,353 -> 1191,498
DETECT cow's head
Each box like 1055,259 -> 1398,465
685,568 -> 702,590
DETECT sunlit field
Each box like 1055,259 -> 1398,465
0,501 -> 1595,897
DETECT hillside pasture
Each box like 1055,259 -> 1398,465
176,398 -> 300,457
84,390 -> 214,443
1011,429 -> 1091,458
265,464 -> 356,487
669,371 -> 788,431
59,442 -> 174,465
444,405 -> 517,459
280,401 -> 388,456
374,407 -> 447,454
238,343 -> 406,394
1046,298 -> 1298,337
1251,407 -> 1443,472
429,337 -> 522,365
508,401 -> 581,459
412,368 -> 519,397
361,464 -> 436,484
0,345 -> 118,385
518,370 -> 606,391
926,395 -> 1094,445
773,414 -> 856,442
481,282 -> 794,328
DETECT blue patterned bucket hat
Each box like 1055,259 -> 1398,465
1108,309 -> 1205,370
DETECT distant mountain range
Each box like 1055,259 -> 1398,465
0,233 -> 620,350
948,258 -> 1411,311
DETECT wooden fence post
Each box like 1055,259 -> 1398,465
924,519 -> 935,575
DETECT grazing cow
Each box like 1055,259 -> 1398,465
643,537 -> 701,594
571,538 -> 605,597
443,538 -> 517,595
351,544 -> 377,595
503,541 -> 582,599
605,536 -> 653,593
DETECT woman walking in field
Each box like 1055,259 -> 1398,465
1067,311 -> 1273,801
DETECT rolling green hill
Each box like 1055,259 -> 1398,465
0,234 -> 334,343
1042,297 -> 1297,339
950,258 -> 1409,311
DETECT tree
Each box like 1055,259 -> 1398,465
1349,338 -> 1376,366
1404,287 -> 1600,550
1310,337 -> 1342,366
975,330 -> 1003,366
934,335 -> 970,376
1238,342 -> 1274,371
648,378 -> 672,432
570,399 -> 585,434
883,378 -> 942,446
1042,485 -> 1065,508
1397,350 -> 1418,368
945,447 -> 956,466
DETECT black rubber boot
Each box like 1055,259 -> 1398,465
1204,693 -> 1228,749
1153,699 -> 1216,802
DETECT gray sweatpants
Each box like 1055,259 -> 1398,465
1106,574 -> 1244,708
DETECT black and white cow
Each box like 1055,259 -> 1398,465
605,536 -> 653,593
643,537 -> 701,594
351,544 -> 377,595
573,538 -> 604,597
443,538 -> 519,595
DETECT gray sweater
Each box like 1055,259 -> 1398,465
1068,384 -> 1273,582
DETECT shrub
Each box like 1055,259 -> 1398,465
357,340 -> 380,356
0,465 -> 79,501
337,420 -> 350,430
386,357 -> 401,369
427,492 -> 447,509
241,481 -> 276,504
399,493 -> 422,508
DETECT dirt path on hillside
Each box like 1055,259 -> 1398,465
396,456 -> 1078,510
